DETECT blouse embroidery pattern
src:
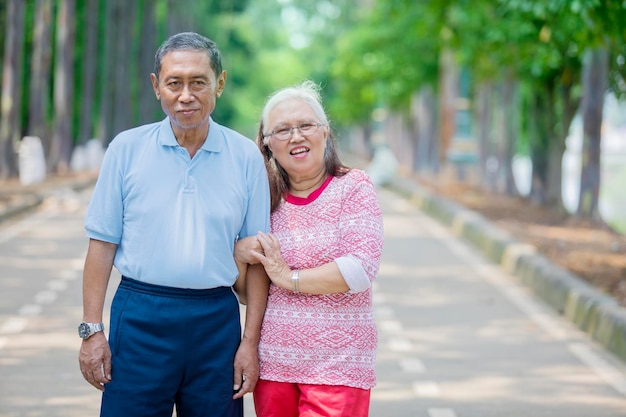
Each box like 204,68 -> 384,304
258,169 -> 384,389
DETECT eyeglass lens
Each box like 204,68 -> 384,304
274,123 -> 320,140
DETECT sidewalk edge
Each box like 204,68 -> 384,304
386,175 -> 626,363
0,176 -> 97,224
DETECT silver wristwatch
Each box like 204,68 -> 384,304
78,322 -> 104,340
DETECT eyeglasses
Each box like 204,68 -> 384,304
264,122 -> 325,141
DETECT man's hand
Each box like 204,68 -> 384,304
78,332 -> 112,391
232,338 -> 259,399
234,236 -> 263,265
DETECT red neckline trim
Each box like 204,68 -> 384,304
284,175 -> 333,205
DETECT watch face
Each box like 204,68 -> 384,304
78,323 -> 90,339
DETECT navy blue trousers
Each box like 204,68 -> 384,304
100,277 -> 243,417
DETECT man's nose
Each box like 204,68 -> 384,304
179,85 -> 195,101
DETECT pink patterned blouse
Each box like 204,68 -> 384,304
258,169 -> 384,389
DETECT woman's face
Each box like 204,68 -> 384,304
265,98 -> 328,181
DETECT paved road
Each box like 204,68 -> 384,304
1,185 -> 626,416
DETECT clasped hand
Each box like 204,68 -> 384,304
236,232 -> 293,290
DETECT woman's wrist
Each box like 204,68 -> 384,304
291,269 -> 300,294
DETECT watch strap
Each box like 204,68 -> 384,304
79,321 -> 104,339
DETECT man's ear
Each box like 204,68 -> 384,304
216,70 -> 227,98
150,73 -> 160,100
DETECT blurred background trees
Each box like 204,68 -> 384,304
0,0 -> 624,231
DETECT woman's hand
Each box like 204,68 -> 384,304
250,232 -> 292,290
234,235 -> 263,264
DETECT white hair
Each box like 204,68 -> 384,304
261,80 -> 329,140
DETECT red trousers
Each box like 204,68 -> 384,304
253,379 -> 371,417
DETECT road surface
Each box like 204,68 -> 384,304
1,185 -> 625,416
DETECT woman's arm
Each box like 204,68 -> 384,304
251,173 -> 384,295
251,232 -> 349,294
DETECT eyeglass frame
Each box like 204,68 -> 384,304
263,122 -> 326,141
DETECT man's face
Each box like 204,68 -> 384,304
150,50 -> 226,132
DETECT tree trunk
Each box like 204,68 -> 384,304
27,0 -> 53,154
528,71 -> 580,210
111,0 -> 136,136
0,0 -> 26,179
410,86 -> 437,174
438,49 -> 458,166
577,47 -> 608,220
545,74 -> 579,208
167,0 -> 196,35
500,72 -> 519,196
475,81 -> 494,190
138,0 -> 160,125
545,129 -> 565,207
49,0 -> 76,174
348,123 -> 373,161
98,0 -> 115,145
528,87 -> 553,205
422,86 -> 439,174
408,91 -> 420,172
77,0 -> 100,144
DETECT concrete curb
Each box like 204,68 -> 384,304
386,175 -> 626,363
0,194 -> 44,222
0,176 -> 97,224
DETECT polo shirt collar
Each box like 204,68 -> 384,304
158,116 -> 223,153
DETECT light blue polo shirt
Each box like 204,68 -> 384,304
85,117 -> 270,289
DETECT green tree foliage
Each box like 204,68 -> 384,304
400,0 -> 625,208
580,0 -> 626,99
0,0 -> 624,196
321,0 -> 624,217
329,0 -> 441,124
210,0 -> 311,137
226,0 -> 367,135
0,0 -> 261,176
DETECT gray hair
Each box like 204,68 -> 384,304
153,32 -> 222,80
261,80 -> 329,141
257,80 -> 349,213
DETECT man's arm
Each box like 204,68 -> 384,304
78,238 -> 117,391
233,235 -> 264,304
233,260 -> 248,304
233,263 -> 269,399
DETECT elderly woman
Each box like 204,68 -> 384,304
235,80 -> 384,417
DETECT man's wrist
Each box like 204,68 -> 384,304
78,322 -> 104,339
240,333 -> 260,346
